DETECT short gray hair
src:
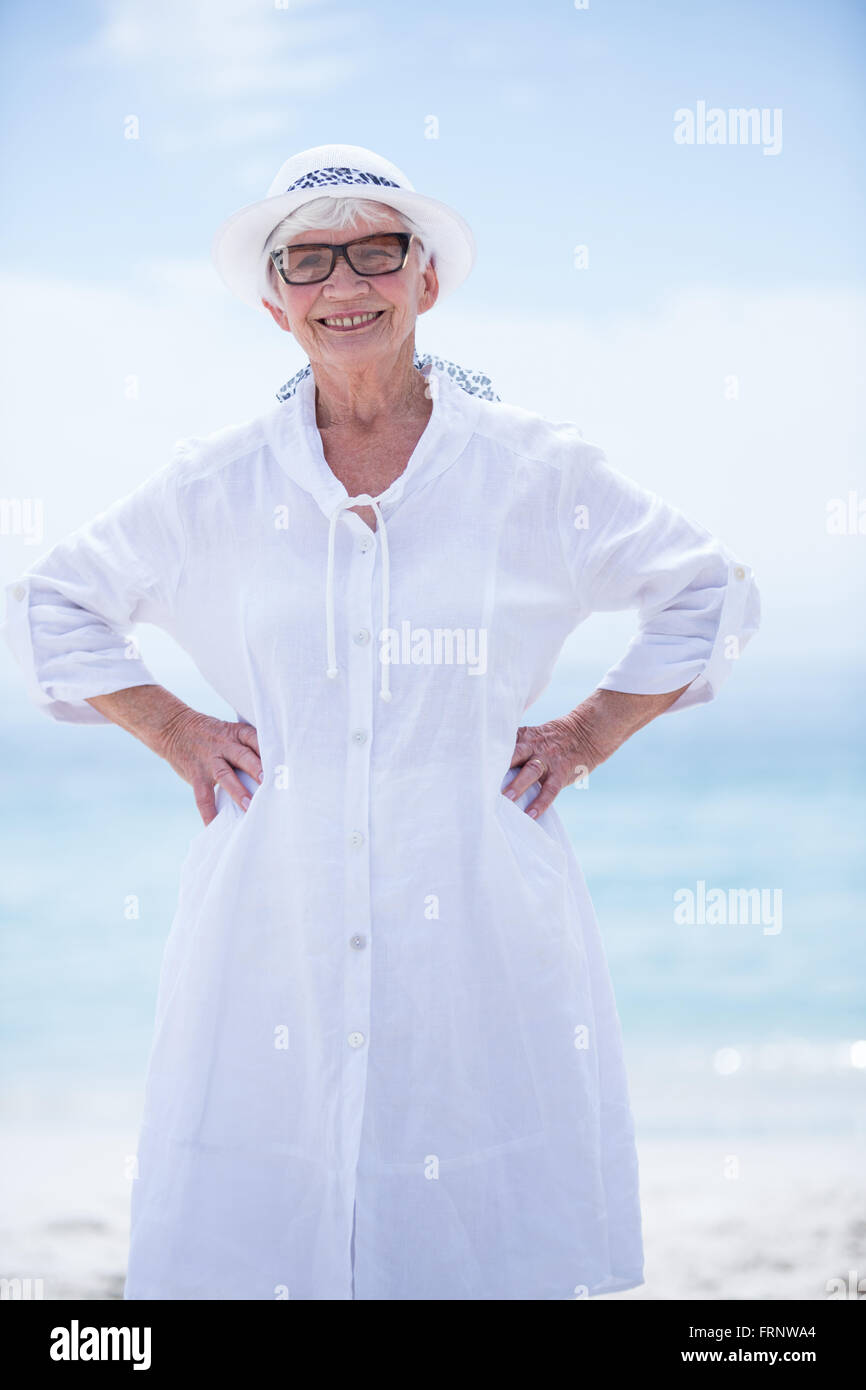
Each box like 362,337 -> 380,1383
260,196 -> 429,308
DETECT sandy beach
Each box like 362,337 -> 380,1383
2,1120 -> 863,1301
617,1136 -> 866,1301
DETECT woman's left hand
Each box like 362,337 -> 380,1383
503,713 -> 603,819
504,685 -> 695,817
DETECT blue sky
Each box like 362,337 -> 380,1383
1,0 -> 864,314
0,0 -> 864,700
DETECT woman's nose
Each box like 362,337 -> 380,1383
323,253 -> 369,290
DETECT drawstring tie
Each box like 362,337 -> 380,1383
325,495 -> 392,702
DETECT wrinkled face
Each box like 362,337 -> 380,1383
262,206 -> 439,367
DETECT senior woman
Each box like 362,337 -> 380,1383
2,143 -> 759,1301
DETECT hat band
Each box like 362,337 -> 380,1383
283,167 -> 403,195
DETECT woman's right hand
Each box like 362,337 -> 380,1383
158,707 -> 263,826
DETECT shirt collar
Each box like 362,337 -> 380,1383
275,349 -> 500,405
261,356 -> 492,522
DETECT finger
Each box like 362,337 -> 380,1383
228,732 -> 264,786
523,779 -> 563,819
236,720 -> 261,761
193,780 -> 218,827
503,758 -> 548,801
508,730 -> 534,768
213,757 -> 254,812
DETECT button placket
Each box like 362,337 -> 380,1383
339,521 -> 377,1203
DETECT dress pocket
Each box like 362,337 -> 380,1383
495,774 -> 568,880
182,782 -> 240,864
154,786 -> 242,1014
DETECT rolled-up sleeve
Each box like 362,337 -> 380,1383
1,457 -> 188,725
559,445 -> 760,713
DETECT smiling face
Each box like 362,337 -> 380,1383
262,206 -> 439,369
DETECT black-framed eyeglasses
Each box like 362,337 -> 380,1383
269,232 -> 416,286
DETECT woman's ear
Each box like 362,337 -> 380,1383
417,259 -> 440,317
261,298 -> 293,333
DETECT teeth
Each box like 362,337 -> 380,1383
321,312 -> 380,327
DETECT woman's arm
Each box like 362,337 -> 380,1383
503,684 -> 692,817
1,457 -> 189,726
85,684 -> 263,826
557,444 -> 761,717
506,442 -> 761,815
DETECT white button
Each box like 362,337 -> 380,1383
359,536 -> 374,553
12,584 -> 25,601
733,565 -> 746,581
352,729 -> 368,745
350,934 -> 367,950
349,830 -> 365,848
348,1031 -> 365,1048
353,628 -> 371,645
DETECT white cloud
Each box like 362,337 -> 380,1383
79,0 -> 332,71
68,0 -> 365,148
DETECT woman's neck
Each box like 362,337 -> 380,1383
312,341 -> 429,431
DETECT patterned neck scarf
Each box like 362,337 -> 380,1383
276,349 -> 500,403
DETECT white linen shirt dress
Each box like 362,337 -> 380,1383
2,355 -> 760,1301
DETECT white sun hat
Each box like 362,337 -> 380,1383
211,142 -> 476,311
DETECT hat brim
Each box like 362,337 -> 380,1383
211,186 -> 475,310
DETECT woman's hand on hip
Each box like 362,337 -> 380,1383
504,713 -> 603,819
504,685 -> 695,817
158,707 -> 263,825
